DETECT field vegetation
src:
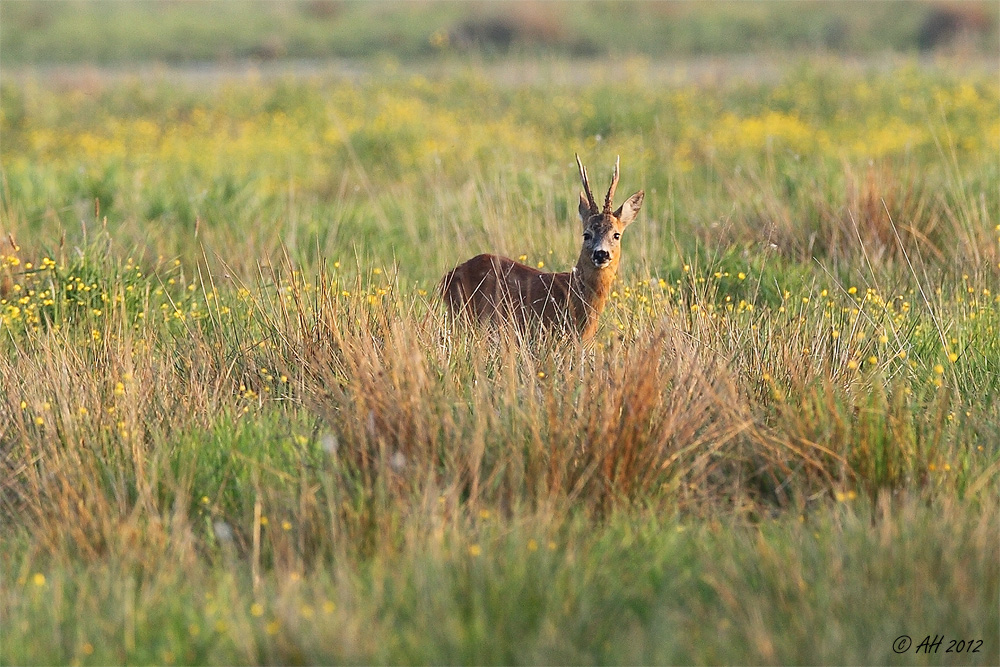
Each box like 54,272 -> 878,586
1,4 -> 999,664
2,0 -> 997,64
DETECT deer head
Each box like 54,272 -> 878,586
576,154 -> 644,270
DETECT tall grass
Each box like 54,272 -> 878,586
2,221 -> 997,662
1,57 -> 998,663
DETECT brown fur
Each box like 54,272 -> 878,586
440,156 -> 643,341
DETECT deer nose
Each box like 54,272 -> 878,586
592,249 -> 611,266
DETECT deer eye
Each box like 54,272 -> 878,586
583,231 -> 593,241
613,232 -> 621,240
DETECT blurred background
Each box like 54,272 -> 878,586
1,2 -> 996,281
2,0 -> 996,66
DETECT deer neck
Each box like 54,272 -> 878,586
569,253 -> 619,338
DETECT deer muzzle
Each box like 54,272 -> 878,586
592,249 -> 611,268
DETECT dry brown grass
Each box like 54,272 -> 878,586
715,160 -> 990,268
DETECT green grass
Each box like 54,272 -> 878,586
1,53 -> 999,664
2,58 -> 996,281
6,500 -> 996,664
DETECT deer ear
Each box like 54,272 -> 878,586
579,192 -> 593,224
614,191 -> 644,227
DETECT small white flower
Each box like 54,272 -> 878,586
320,432 -> 339,455
213,521 -> 234,543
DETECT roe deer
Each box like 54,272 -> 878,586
440,155 -> 643,340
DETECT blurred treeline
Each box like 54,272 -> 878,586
1,0 -> 996,65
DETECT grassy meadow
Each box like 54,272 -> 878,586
2,48 -> 999,665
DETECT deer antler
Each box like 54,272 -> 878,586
576,153 -> 598,213
603,155 -> 620,214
